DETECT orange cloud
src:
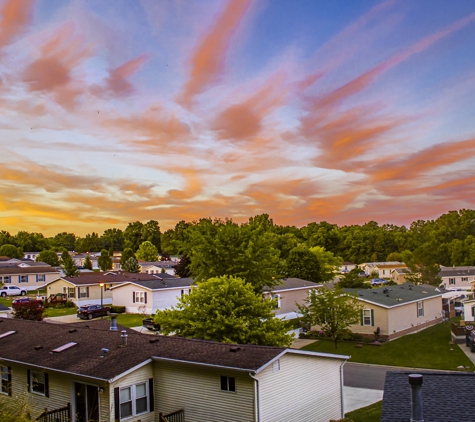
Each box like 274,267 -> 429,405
0,0 -> 34,49
178,0 -> 252,106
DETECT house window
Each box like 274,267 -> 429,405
135,292 -> 146,303
68,287 -> 75,298
362,309 -> 373,326
272,359 -> 280,372
37,274 -> 45,282
181,289 -> 189,296
30,371 -> 48,396
449,278 -> 456,285
462,277 -> 469,282
271,294 -> 281,308
417,301 -> 424,318
19,275 -> 28,283
220,376 -> 236,392
0,366 -> 11,396
78,287 -> 89,298
0,276 -> 10,284
120,383 -> 148,418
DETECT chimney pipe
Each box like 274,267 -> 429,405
110,313 -> 118,331
409,374 -> 424,422
121,330 -> 128,347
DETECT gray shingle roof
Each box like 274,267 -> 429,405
439,268 -> 475,277
381,371 -> 475,422
113,278 -> 194,290
0,318 -> 285,380
0,267 -> 59,275
0,303 -> 10,312
57,272 -> 165,286
344,284 -> 442,308
269,278 -> 321,292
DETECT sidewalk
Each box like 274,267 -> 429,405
457,341 -> 475,366
344,386 -> 383,413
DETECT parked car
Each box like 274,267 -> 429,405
12,297 -> 44,309
371,278 -> 389,286
0,285 -> 27,297
142,318 -> 160,331
357,272 -> 367,278
77,305 -> 111,320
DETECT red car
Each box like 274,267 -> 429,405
12,297 -> 44,309
77,304 -> 111,320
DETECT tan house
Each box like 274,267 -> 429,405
439,267 -> 475,290
345,284 -> 443,340
111,277 -> 194,314
390,268 -> 412,284
0,318 -> 349,422
0,266 -> 60,292
263,278 -> 322,320
358,261 -> 406,277
43,272 -> 166,306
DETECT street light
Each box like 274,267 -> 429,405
99,283 -> 104,315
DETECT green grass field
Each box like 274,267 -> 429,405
345,401 -> 382,422
302,319 -> 473,371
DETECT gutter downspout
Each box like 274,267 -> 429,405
340,359 -> 347,419
249,372 -> 260,422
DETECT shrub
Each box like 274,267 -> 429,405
12,302 -> 44,321
110,305 -> 125,314
63,300 -> 76,308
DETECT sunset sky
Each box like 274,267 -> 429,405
1,0 -> 475,236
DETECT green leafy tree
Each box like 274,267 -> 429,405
98,249 -> 113,271
184,218 -> 281,292
161,220 -> 191,255
338,269 -> 371,289
123,256 -> 140,273
402,246 -> 442,286
60,251 -> 79,277
154,276 -> 292,346
14,231 -> 50,251
309,246 -> 343,281
75,232 -> 101,253
120,248 -> 135,267
124,220 -> 162,252
298,287 -> 363,349
83,254 -> 93,270
100,228 -> 124,251
135,241 -> 158,262
35,250 -> 59,266
0,244 -> 23,259
386,252 -> 403,262
0,230 -> 13,247
285,245 -> 323,283
174,254 -> 191,278
50,232 -> 76,251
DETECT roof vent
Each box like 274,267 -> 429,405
121,330 -> 128,347
0,331 -> 16,339
230,346 -> 241,353
373,291 -> 378,294
100,348 -> 109,358
68,329 -> 77,333
52,342 -> 77,353
34,345 -> 43,350
149,338 -> 159,344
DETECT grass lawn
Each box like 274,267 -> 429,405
115,313 -> 146,328
43,307 -> 78,317
302,319 -> 474,371
345,401 -> 382,422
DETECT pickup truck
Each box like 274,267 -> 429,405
142,318 -> 160,331
0,286 -> 27,297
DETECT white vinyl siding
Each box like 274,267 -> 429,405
256,353 -> 344,422
153,361 -> 254,422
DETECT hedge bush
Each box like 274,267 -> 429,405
110,305 -> 126,313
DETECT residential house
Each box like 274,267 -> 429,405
139,261 -> 176,276
339,262 -> 356,274
439,266 -> 475,290
0,266 -> 60,292
263,278 -> 322,320
358,261 -> 405,277
111,277 -> 194,314
0,318 -> 349,422
381,371 -> 475,422
23,252 -> 41,260
390,268 -> 412,284
344,284 -> 443,340
0,303 -> 10,318
71,253 -> 99,270
43,272 -> 167,306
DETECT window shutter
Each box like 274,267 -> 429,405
371,309 -> 374,326
360,310 -> 364,326
44,373 -> 49,398
472,307 -> 475,317
148,378 -> 154,412
132,292 -> 135,303
86,287 -> 89,298
36,275 -> 38,282
144,292 -> 147,304
27,369 -> 31,392
421,301 -> 424,317
114,387 -> 120,421
7,367 -> 12,396
18,276 -> 21,283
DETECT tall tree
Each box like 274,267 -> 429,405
338,269 -> 371,289
83,254 -> 93,270
35,250 -> 59,266
184,218 -> 281,292
123,221 -> 144,251
285,245 -> 323,283
174,254 -> 191,278
98,249 -> 113,271
51,232 -> 76,251
123,256 -> 140,273
161,220 -> 192,255
75,232 -> 101,253
298,287 -> 363,348
154,276 -> 292,346
135,241 -> 158,262
0,244 -> 23,259
100,228 -> 124,251
120,248 -> 135,267
309,246 -> 343,281
60,251 -> 79,276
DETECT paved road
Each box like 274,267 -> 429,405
344,363 -> 389,389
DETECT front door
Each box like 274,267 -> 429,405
74,382 -> 99,422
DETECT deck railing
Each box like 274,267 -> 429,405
159,408 -> 185,422
36,403 -> 71,422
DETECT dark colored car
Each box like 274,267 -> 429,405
77,304 -> 110,320
12,297 -> 44,309
142,318 -> 160,331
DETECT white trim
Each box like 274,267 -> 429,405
108,359 -> 152,383
356,294 -> 442,309
272,285 -> 323,293
151,356 -> 257,372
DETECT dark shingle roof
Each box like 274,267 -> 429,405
56,272 -> 165,286
0,267 -> 59,275
0,303 -> 10,312
439,268 -> 475,277
113,278 -> 194,291
381,371 -> 475,422
270,278 -> 321,292
344,284 -> 442,308
0,319 -> 286,380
